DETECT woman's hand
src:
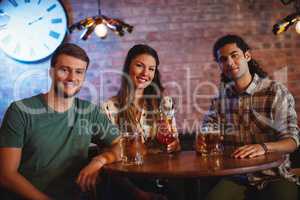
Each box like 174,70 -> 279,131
167,138 -> 181,153
76,158 -> 104,192
231,144 -> 266,158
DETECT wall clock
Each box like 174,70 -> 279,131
0,0 -> 68,62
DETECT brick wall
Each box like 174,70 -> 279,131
0,0 -> 300,133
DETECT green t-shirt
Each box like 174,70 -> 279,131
0,94 -> 119,199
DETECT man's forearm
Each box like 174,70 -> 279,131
0,172 -> 51,200
94,142 -> 121,165
265,138 -> 298,153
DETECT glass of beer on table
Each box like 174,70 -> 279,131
120,132 -> 146,165
195,126 -> 224,156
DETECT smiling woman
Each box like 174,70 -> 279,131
100,44 -> 183,200
129,54 -> 156,90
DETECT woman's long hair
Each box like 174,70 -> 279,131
213,34 -> 268,83
117,44 -> 164,132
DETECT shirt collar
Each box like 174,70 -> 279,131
245,73 -> 261,95
225,73 -> 261,96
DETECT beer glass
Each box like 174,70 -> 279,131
195,127 -> 223,156
120,132 -> 145,165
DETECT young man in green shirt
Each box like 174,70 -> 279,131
0,43 -> 120,200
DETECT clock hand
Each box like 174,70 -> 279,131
28,16 -> 44,26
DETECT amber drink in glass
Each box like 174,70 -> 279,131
196,127 -> 223,156
120,132 -> 145,165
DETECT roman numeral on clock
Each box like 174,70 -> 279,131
49,31 -> 60,39
47,4 -> 57,12
51,18 -> 62,24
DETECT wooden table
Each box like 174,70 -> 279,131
103,151 -> 285,179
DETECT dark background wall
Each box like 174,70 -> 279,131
1,0 -> 300,133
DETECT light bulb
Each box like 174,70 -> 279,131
94,23 -> 108,38
295,21 -> 300,34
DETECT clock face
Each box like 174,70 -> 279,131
0,0 -> 68,62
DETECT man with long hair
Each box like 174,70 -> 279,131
202,34 -> 299,200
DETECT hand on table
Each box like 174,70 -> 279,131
232,144 -> 266,159
76,158 -> 104,192
167,138 -> 181,153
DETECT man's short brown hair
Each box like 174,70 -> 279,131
50,43 -> 90,68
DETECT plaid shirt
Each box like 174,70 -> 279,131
202,73 -> 300,189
